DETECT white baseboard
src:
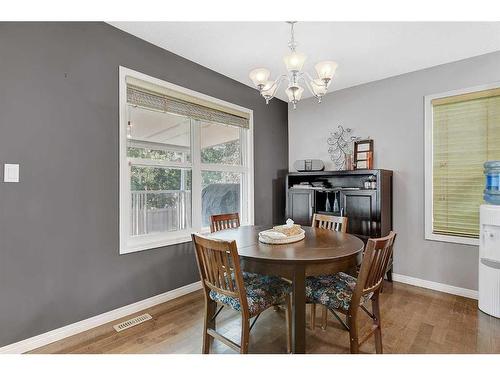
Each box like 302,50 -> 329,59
0,281 -> 202,354
392,273 -> 478,300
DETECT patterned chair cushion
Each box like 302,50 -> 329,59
209,272 -> 292,317
305,272 -> 372,312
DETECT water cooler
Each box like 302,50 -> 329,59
478,204 -> 500,318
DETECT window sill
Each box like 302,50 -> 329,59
425,232 -> 479,246
121,231 -> 192,254
120,228 -> 213,254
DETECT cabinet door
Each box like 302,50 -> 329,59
340,190 -> 377,239
287,189 -> 314,226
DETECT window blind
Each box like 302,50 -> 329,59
126,79 -> 250,129
432,92 -> 500,238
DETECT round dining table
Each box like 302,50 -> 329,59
208,224 -> 365,354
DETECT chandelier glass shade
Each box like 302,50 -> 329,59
249,22 -> 338,109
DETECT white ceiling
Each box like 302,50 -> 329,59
110,22 -> 500,102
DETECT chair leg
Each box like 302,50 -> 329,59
347,313 -> 359,354
310,303 -> 316,330
321,305 -> 328,330
386,266 -> 393,282
286,295 -> 292,353
372,297 -> 383,354
240,317 -> 250,354
203,299 -> 216,354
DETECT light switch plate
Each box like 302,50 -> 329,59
4,164 -> 19,182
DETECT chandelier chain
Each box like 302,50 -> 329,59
287,21 -> 298,52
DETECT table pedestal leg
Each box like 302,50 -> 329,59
292,265 -> 306,354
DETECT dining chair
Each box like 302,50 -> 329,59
311,213 -> 348,232
309,213 -> 348,330
192,233 -> 292,354
305,231 -> 396,353
210,212 -> 240,233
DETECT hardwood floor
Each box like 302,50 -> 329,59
30,281 -> 500,354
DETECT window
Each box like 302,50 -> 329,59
425,83 -> 500,245
119,67 -> 253,254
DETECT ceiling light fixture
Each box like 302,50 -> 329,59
249,21 -> 338,109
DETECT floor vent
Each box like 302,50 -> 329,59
113,313 -> 152,332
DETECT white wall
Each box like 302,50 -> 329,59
289,51 -> 500,291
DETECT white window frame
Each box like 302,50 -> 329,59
424,82 -> 500,246
119,66 -> 254,254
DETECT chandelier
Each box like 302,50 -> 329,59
249,21 -> 338,109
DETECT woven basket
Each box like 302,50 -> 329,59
258,228 -> 305,244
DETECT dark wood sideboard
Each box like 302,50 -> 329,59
286,169 -> 393,279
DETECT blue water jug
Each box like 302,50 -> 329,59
484,161 -> 500,204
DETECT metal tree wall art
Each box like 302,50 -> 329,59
327,125 -> 361,170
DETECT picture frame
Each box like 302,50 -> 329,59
353,139 -> 373,169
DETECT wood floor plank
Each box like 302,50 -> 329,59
29,281 -> 500,354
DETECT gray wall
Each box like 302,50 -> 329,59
0,22 -> 288,347
289,51 -> 500,291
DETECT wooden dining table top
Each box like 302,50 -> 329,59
208,224 -> 365,263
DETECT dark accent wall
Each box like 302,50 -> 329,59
0,22 -> 288,347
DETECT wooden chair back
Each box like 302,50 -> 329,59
311,213 -> 348,233
210,213 -> 240,233
191,233 -> 249,315
351,231 -> 397,309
